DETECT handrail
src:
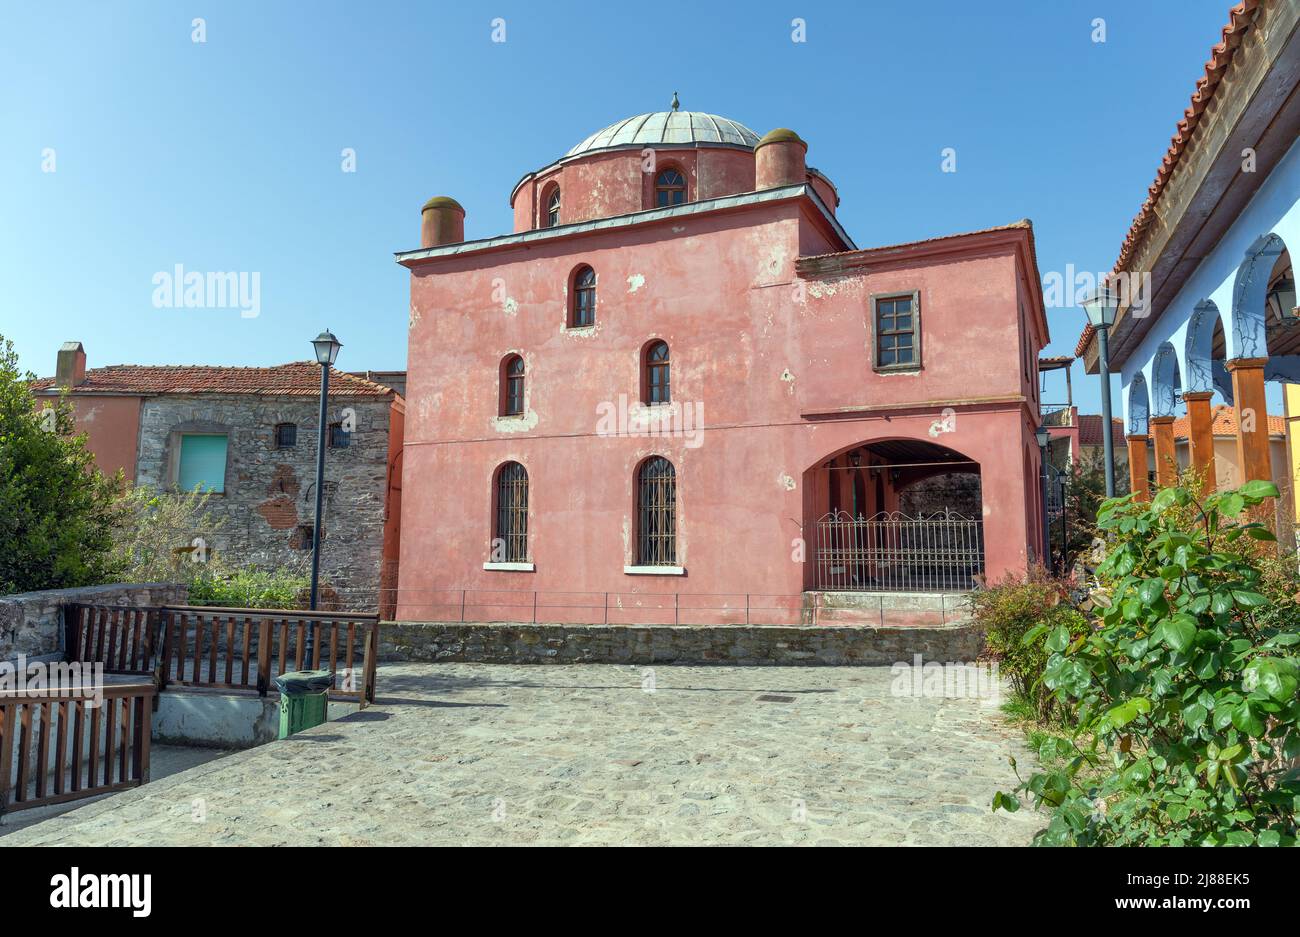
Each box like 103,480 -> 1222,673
162,604 -> 379,620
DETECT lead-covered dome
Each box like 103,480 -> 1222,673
565,111 -> 760,157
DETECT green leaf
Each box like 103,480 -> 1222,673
1231,701 -> 1266,737
1221,493 -> 1246,516
1238,480 -> 1280,500
1244,658 -> 1299,703
1182,702 -> 1207,730
1159,615 -> 1197,654
1138,578 -> 1164,604
1230,590 -> 1268,608
1046,624 -> 1070,653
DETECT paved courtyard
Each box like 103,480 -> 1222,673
2,663 -> 1042,846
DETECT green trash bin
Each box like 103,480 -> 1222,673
274,670 -> 334,739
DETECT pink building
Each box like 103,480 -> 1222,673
394,105 -> 1050,624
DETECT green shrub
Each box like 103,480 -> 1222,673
0,337 -> 127,592
189,567 -> 310,610
972,568 -> 1085,720
112,484 -> 226,584
994,480 -> 1300,846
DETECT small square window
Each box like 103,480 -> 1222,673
296,524 -> 315,550
328,422 -> 350,448
274,423 -> 297,449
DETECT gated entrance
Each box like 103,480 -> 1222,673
813,508 -> 985,592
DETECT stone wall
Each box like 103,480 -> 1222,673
134,393 -> 394,611
379,621 -> 985,666
899,472 -> 982,517
0,582 -> 187,661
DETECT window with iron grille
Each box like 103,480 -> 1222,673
873,292 -> 920,370
636,456 -> 676,565
502,355 -> 525,416
328,422 -> 350,448
495,462 -> 529,562
544,185 -> 561,228
655,168 -> 686,207
645,341 -> 670,404
571,266 -> 596,327
274,422 -> 297,449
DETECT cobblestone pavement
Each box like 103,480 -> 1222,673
3,663 -> 1043,846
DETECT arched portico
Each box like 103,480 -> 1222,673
802,438 -> 984,592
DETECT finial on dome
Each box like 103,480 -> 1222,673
670,91 -> 680,112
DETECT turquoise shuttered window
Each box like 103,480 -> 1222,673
178,434 -> 228,493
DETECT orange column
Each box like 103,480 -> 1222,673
1182,391 -> 1217,492
1150,416 -> 1177,489
1127,435 -> 1150,502
1227,358 -> 1273,486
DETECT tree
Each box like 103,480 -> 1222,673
112,484 -> 227,584
0,336 -> 127,593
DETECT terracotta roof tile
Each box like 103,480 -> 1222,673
31,362 -> 396,398
1076,1 -> 1260,358
1170,404 -> 1284,438
1077,414 -> 1126,447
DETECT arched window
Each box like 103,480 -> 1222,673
571,266 -> 596,327
544,185 -> 561,228
655,168 -> 686,207
637,457 -> 676,565
645,341 -> 670,404
494,462 -> 529,562
501,355 -> 525,416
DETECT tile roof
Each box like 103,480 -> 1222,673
1076,1 -> 1260,358
1077,414 -> 1126,447
31,362 -> 396,398
1170,403 -> 1284,439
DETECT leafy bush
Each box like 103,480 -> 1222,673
0,337 -> 127,593
188,567 -> 310,610
973,568 -> 1086,720
112,484 -> 226,584
995,481 -> 1300,846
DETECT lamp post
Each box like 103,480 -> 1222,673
307,329 -> 342,667
1056,465 -> 1069,570
1035,425 -> 1052,573
1082,286 -> 1120,498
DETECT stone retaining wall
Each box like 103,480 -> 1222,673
0,582 -> 187,661
380,621 -> 985,666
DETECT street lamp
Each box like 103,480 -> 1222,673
1035,425 -> 1052,573
308,329 -> 342,635
1082,285 -> 1120,498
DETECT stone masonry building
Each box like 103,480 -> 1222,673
33,343 -> 405,613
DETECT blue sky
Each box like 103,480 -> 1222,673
0,0 -> 1240,412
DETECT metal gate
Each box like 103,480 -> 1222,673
813,509 -> 984,592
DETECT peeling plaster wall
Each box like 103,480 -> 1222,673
400,197 -> 1040,620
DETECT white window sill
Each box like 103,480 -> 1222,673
623,565 -> 686,576
483,562 -> 535,572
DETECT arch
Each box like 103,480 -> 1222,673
1184,299 -> 1225,396
1151,342 -> 1182,417
1127,372 -> 1150,435
570,264 -> 596,327
492,461 -> 529,562
635,456 -> 677,565
643,339 -> 670,404
500,354 -> 525,416
541,182 -> 561,228
1230,233 -> 1287,359
654,166 -> 687,207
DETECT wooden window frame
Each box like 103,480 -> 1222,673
871,290 -> 922,372
570,266 -> 596,328
543,184 -> 561,228
492,461 -> 530,563
635,456 -> 677,566
274,422 -> 297,449
643,340 -> 671,405
500,354 -> 525,417
654,166 -> 687,208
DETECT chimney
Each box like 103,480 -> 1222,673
755,128 -> 808,190
421,196 -> 466,248
55,341 -> 86,389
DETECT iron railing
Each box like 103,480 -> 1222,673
637,456 -> 676,564
813,509 -> 984,592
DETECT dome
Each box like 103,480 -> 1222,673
565,111 -> 760,158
